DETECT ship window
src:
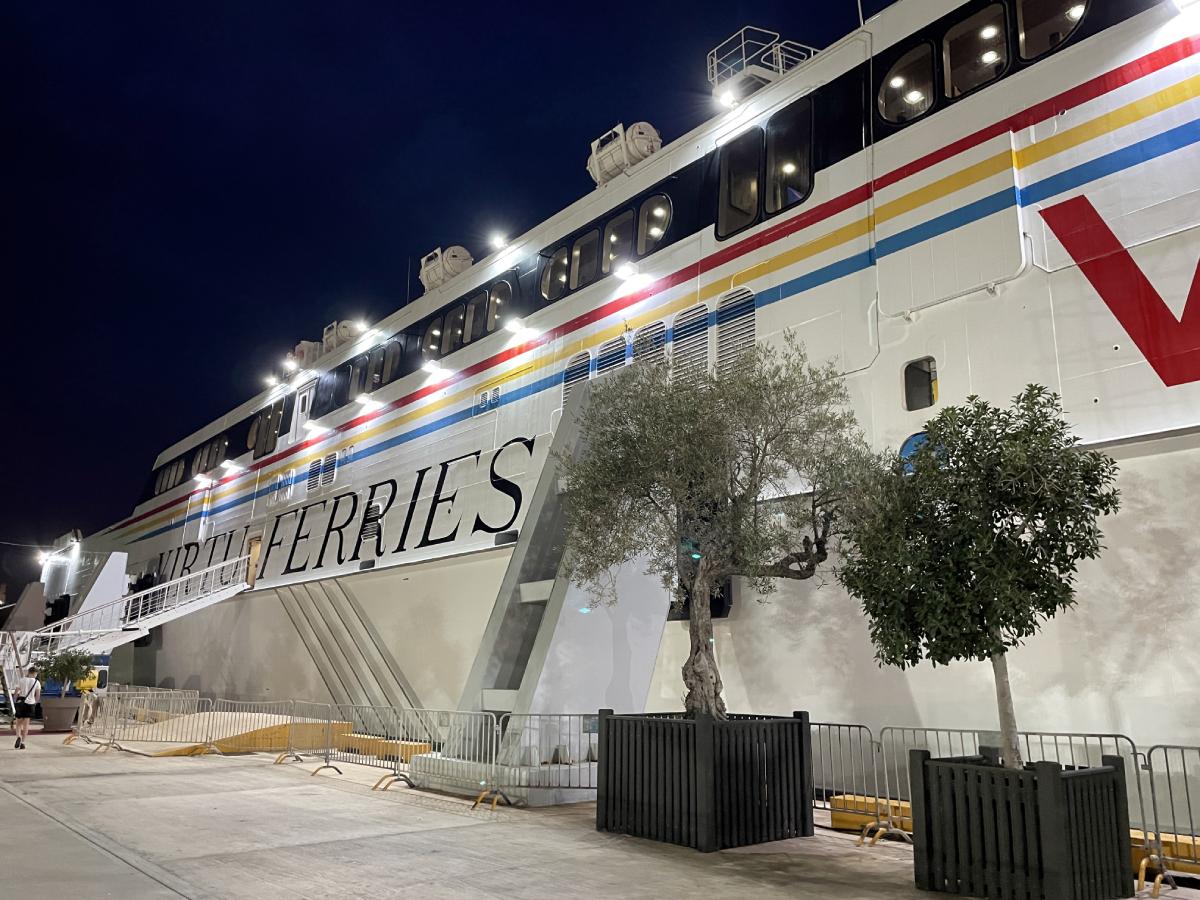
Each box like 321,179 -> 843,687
944,5 -> 1008,99
1018,0 -> 1085,59
717,129 -> 762,238
540,248 -> 569,302
189,449 -> 203,478
464,292 -> 488,344
366,346 -> 385,392
638,195 -> 671,255
603,210 -> 634,273
421,315 -> 443,361
904,357 -> 938,411
765,98 -> 813,214
487,281 -> 510,332
173,459 -> 184,487
570,230 -> 600,290
332,363 -> 353,408
382,339 -> 404,383
879,45 -> 935,123
349,356 -> 369,400
443,304 -> 466,355
246,417 -> 260,453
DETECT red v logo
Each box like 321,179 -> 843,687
1040,196 -> 1200,387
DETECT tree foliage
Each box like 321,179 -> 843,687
837,386 -> 1120,765
557,334 -> 869,717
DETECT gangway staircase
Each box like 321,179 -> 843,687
1,555 -> 251,717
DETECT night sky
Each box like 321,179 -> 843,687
1,1 -> 880,598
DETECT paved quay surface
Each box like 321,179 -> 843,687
0,731 -> 1183,899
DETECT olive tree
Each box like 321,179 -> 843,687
558,334 -> 869,719
837,386 -> 1120,768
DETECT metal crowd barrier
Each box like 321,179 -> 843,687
1140,744 -> 1200,895
810,722 -> 882,827
492,713 -> 601,799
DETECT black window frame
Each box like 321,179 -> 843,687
877,41 -> 938,127
569,229 -> 600,290
637,195 -> 672,256
716,127 -> 764,240
540,247 -> 570,303
464,291 -> 488,344
941,2 -> 1012,102
487,280 -> 511,333
442,304 -> 466,355
764,96 -> 815,217
602,209 -> 635,274
1016,0 -> 1088,61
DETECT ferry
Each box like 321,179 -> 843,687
8,0 -> 1200,747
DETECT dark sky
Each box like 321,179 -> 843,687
0,1 -> 876,597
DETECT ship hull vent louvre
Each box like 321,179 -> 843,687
321,452 -> 338,487
586,122 -> 662,187
595,336 -> 629,377
306,459 -> 323,493
562,351 -> 591,407
633,322 -> 667,366
361,501 -> 383,542
671,304 -> 711,382
716,289 -> 756,377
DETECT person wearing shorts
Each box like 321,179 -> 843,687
13,666 -> 41,749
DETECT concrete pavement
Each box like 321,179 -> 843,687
0,730 -> 1159,899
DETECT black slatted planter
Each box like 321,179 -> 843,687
595,709 -> 814,852
910,749 -> 1133,899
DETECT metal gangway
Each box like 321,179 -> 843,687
1,555 -> 251,717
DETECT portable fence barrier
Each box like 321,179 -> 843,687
491,713 -> 601,804
1140,744 -> 1200,896
810,723 -> 884,833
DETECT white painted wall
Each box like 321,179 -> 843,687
526,561 -> 671,715
134,589 -> 332,702
647,436 -> 1200,746
348,548 -> 512,711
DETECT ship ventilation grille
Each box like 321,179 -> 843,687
361,501 -> 383,542
307,459 -> 322,492
595,337 -> 628,377
716,289 -> 756,377
633,322 -> 667,366
562,352 -> 591,408
672,305 -> 710,381
321,452 -> 338,487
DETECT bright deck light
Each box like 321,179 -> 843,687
615,263 -> 638,280
354,320 -> 369,333
303,421 -> 330,435
37,551 -> 49,565
194,475 -> 213,488
719,89 -> 736,108
265,375 -> 278,387
489,233 -> 507,250
504,317 -> 525,333
283,358 -> 298,372
219,460 -> 243,473
422,360 -> 444,375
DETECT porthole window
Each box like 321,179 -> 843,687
603,210 -> 635,273
879,45 -> 935,123
488,281 -> 510,331
717,129 -> 762,238
944,5 -> 1008,99
464,292 -> 488,344
637,195 -> 671,255
421,315 -> 443,361
570,230 -> 600,290
443,305 -> 466,355
1018,0 -> 1085,59
904,357 -> 938,411
766,97 -> 813,214
540,248 -> 569,302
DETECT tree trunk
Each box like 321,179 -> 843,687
681,562 -> 726,719
990,650 -> 1024,769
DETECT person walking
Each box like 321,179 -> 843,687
12,666 -> 41,749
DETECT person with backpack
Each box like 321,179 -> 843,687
12,665 -> 40,749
